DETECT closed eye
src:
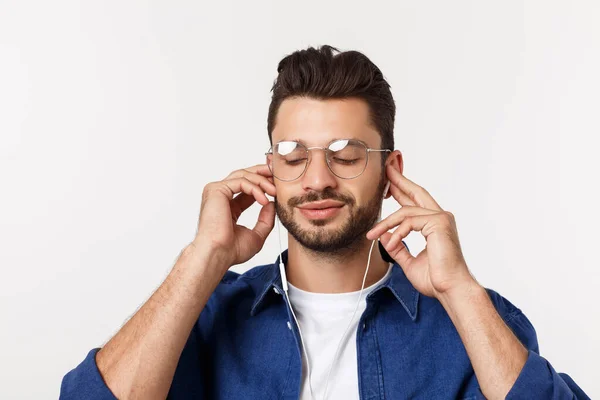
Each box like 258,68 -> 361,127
332,158 -> 359,165
285,159 -> 307,165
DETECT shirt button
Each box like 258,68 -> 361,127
287,321 -> 292,330
273,287 -> 280,295
362,323 -> 367,331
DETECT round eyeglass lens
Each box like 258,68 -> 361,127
267,139 -> 368,180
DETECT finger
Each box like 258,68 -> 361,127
388,183 -> 416,207
251,201 -> 276,246
248,164 -> 274,179
366,206 -> 438,240
240,173 -> 277,197
379,231 -> 415,267
225,164 -> 273,180
225,167 -> 276,197
386,220 -> 414,250
387,165 -> 443,211
379,229 -> 409,254
229,173 -> 276,198
388,214 -> 441,242
231,192 -> 257,221
220,177 -> 271,206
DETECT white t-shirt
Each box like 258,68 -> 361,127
286,262 -> 394,400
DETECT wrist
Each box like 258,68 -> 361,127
437,278 -> 485,310
181,240 -> 231,278
190,234 -> 230,261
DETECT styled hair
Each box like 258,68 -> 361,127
267,45 -> 396,167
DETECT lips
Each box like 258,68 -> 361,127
297,200 -> 345,210
298,203 -> 344,220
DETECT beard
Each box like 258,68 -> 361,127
275,176 -> 387,256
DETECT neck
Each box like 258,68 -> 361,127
285,235 -> 390,293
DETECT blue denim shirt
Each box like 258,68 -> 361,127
61,242 -> 589,399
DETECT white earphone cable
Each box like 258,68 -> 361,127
277,217 -> 377,400
321,238 -> 376,400
277,216 -> 316,399
276,179 -> 390,400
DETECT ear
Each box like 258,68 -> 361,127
384,150 -> 403,199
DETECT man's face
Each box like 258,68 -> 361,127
270,97 -> 389,254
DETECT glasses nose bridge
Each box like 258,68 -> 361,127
304,145 -> 332,168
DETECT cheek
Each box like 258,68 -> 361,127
353,175 -> 382,204
274,185 -> 295,206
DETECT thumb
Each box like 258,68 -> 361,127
251,201 -> 276,246
379,231 -> 413,273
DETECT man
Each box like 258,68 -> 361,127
60,45 -> 589,399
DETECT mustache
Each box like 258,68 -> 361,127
287,188 -> 354,208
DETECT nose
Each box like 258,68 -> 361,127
301,149 -> 338,193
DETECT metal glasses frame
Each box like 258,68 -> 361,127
265,138 -> 391,181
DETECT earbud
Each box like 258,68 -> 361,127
378,180 -> 390,223
382,180 -> 391,200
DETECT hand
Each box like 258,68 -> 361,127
366,165 -> 478,299
192,164 -> 277,268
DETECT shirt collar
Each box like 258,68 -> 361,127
250,240 -> 420,321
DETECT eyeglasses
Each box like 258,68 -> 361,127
265,139 -> 391,181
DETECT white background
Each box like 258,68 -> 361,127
1,1 -> 599,398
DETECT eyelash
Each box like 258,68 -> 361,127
284,158 -> 359,165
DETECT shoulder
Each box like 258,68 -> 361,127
218,263 -> 271,284
214,262 -> 274,293
208,261 -> 274,301
196,262 -> 275,331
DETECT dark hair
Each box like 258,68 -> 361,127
267,45 -> 396,167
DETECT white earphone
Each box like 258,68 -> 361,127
275,179 -> 390,400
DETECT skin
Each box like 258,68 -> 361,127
271,96 -> 393,293
95,165 -> 279,400
273,96 -> 528,399
94,95 -> 527,400
366,163 -> 528,400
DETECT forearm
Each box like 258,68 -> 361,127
96,243 -> 228,400
438,279 -> 528,400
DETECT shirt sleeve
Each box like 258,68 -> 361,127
59,323 -> 207,400
59,348 -> 118,400
59,281 -> 222,400
485,290 -> 590,399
